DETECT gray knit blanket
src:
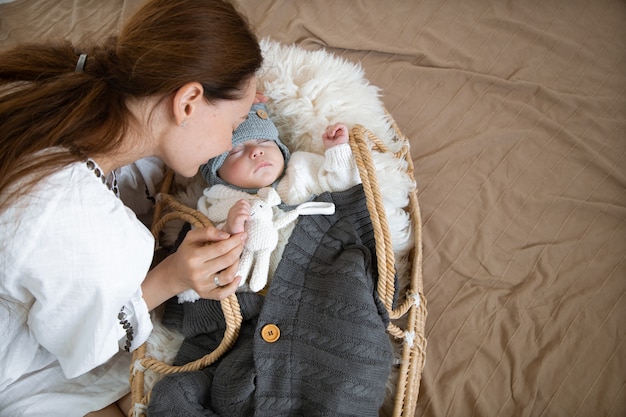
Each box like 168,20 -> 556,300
148,185 -> 393,416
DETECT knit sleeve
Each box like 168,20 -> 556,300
318,142 -> 361,191
277,146 -> 361,205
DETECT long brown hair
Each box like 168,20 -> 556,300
0,0 -> 262,213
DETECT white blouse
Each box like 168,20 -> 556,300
0,161 -> 155,416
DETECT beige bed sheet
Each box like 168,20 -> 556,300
2,0 -> 624,416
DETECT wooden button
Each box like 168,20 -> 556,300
256,108 -> 268,119
261,324 -> 280,343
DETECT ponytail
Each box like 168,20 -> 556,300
0,0 -> 262,213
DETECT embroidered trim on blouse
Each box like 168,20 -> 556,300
86,159 -> 119,197
117,306 -> 134,352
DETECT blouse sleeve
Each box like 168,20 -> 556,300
23,170 -> 155,379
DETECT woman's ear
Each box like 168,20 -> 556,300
172,82 -> 204,126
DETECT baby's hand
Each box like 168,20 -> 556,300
224,199 -> 251,235
322,123 -> 349,149
254,91 -> 268,104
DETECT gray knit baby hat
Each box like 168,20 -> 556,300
200,103 -> 291,190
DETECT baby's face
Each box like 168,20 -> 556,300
217,139 -> 285,189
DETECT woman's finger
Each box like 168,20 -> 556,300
208,275 -> 241,300
185,225 -> 231,245
182,232 -> 243,293
198,261 -> 242,299
212,257 -> 241,287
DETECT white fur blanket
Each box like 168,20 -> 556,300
143,39 -> 416,415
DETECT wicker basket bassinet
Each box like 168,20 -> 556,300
128,118 -> 427,417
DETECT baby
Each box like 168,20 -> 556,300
179,102 -> 361,296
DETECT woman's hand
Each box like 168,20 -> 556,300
173,226 -> 245,298
142,225 -> 246,309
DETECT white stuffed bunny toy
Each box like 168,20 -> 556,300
239,187 -> 286,292
178,187 -> 334,301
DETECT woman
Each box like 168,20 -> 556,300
0,0 -> 262,415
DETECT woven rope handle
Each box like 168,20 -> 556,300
349,126 -> 396,312
129,184 -> 244,416
349,123 -> 427,417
